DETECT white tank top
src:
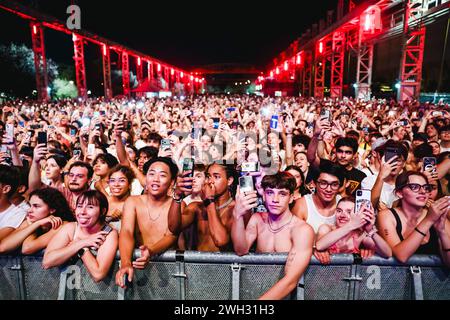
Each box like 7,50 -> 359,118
304,194 -> 336,233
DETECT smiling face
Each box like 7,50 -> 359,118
27,195 -> 53,223
315,173 -> 341,203
75,199 -> 102,228
108,171 -> 130,198
335,200 -> 355,228
145,162 -> 173,197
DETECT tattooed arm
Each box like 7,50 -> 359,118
259,223 -> 314,300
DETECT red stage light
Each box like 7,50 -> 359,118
319,41 -> 323,54
137,57 -> 141,66
171,68 -> 174,76
180,72 -> 184,78
33,25 -> 37,35
157,64 -> 161,72
296,54 -> 301,65
276,67 -> 280,75
270,71 -> 274,77
190,75 -> 194,81
103,44 -> 107,56
284,61 -> 288,71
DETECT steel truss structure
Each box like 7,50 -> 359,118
30,22 -> 49,101
0,0 -> 202,98
260,0 -> 449,101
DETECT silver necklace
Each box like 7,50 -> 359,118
146,201 -> 161,221
216,197 -> 233,211
268,214 -> 293,233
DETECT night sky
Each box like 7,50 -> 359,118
1,0 -> 449,93
0,0 -> 340,71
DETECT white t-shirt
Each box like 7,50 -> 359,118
0,204 -> 27,230
361,174 -> 398,209
131,179 -> 144,196
135,140 -> 148,150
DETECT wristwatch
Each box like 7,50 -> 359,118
77,247 -> 88,259
172,192 -> 184,203
203,197 -> 215,208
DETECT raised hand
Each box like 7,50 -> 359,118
233,186 -> 258,219
33,143 -> 48,163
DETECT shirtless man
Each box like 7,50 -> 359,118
291,161 -> 344,264
168,162 -> 237,252
115,157 -> 192,288
231,172 -> 314,300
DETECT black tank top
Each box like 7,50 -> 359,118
389,208 -> 440,255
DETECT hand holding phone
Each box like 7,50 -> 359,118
423,157 -> 437,173
37,132 -> 47,145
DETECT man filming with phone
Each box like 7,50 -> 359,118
168,162 -> 237,252
231,172 -> 314,300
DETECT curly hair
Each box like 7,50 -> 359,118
29,188 -> 74,222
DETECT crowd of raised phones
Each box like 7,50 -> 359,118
0,95 -> 449,299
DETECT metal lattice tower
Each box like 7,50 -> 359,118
121,51 -> 130,96
355,25 -> 374,101
30,22 -> 49,101
102,45 -> 112,100
72,34 -> 87,99
330,31 -> 346,99
398,0 -> 427,101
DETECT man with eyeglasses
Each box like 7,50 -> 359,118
307,118 -> 366,197
29,143 -> 93,211
292,161 -> 344,264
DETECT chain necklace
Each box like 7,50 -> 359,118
268,214 -> 294,233
146,200 -> 161,222
216,197 -> 233,211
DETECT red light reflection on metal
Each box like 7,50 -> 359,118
284,61 -> 288,71
103,44 -> 107,56
319,41 -> 324,54
137,57 -> 141,66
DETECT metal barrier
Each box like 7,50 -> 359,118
0,251 -> 448,300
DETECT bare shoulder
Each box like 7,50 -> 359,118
377,208 -> 395,223
292,197 -> 307,219
291,218 -> 314,237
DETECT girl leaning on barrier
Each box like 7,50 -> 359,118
43,190 -> 118,282
0,188 -> 74,255
315,197 -> 392,258
377,171 -> 450,267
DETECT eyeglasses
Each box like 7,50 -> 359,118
401,183 -> 435,193
108,179 -> 128,185
316,180 -> 341,191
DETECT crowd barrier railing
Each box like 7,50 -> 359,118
0,251 -> 448,300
